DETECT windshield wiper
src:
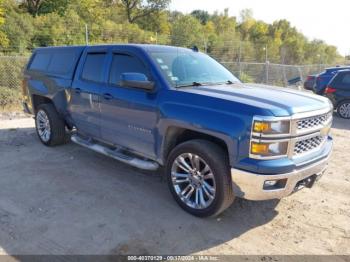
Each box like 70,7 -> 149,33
176,81 -> 237,88
176,82 -> 203,88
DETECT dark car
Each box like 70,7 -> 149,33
324,69 -> 350,119
304,75 -> 316,90
314,66 -> 350,95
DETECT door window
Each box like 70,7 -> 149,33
29,52 -> 52,71
81,53 -> 107,83
109,54 -> 149,85
341,73 -> 350,87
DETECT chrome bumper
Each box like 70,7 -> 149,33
231,157 -> 329,201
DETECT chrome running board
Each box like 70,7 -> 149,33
71,134 -> 159,171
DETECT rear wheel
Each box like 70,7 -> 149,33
35,103 -> 66,146
166,140 -> 235,217
337,100 -> 350,119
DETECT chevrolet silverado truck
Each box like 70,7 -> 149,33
22,45 -> 333,217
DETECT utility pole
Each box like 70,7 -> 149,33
85,24 -> 89,46
264,45 -> 269,84
238,41 -> 242,79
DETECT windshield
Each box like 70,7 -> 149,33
149,49 -> 240,87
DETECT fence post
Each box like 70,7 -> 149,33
265,61 -> 269,85
238,41 -> 242,79
297,66 -> 303,90
282,65 -> 287,87
264,45 -> 269,84
85,24 -> 89,45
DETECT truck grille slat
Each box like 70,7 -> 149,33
294,136 -> 326,155
297,112 -> 332,131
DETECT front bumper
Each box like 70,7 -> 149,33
231,156 -> 330,201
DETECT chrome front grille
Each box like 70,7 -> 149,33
297,112 -> 332,132
294,136 -> 326,156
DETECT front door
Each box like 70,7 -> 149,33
99,52 -> 159,159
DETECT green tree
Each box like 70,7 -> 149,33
171,15 -> 203,48
0,0 -> 10,48
68,0 -> 106,24
190,10 -> 210,25
208,9 -> 240,61
238,9 -> 255,40
121,0 -> 170,23
32,9 -> 85,47
135,11 -> 170,35
19,0 -> 68,16
1,0 -> 33,53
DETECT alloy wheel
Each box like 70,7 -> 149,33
339,103 -> 350,118
171,153 -> 216,209
36,110 -> 51,142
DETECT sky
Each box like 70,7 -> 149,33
170,0 -> 349,56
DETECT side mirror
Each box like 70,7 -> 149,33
120,73 -> 154,91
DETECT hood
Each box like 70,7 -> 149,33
179,83 -> 331,117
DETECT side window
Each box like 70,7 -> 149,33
341,73 -> 350,86
29,52 -> 52,71
109,54 -> 149,85
81,53 -> 107,83
47,52 -> 77,76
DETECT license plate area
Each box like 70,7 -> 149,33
293,171 -> 324,192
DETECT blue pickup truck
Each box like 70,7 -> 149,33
22,44 -> 333,217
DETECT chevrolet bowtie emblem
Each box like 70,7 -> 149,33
320,125 -> 331,136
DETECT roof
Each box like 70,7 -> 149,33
34,44 -> 194,53
336,69 -> 350,73
325,66 -> 350,71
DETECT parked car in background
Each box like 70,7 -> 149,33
324,69 -> 350,119
314,66 -> 350,95
304,75 -> 316,90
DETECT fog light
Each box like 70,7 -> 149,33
263,178 -> 288,190
264,180 -> 278,187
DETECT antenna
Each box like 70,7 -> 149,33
191,46 -> 199,52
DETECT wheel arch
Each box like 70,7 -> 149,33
32,94 -> 53,114
160,125 -> 237,167
336,98 -> 350,109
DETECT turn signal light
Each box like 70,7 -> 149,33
251,142 -> 269,154
253,122 -> 270,132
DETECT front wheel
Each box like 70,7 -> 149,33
337,100 -> 350,119
166,140 -> 235,217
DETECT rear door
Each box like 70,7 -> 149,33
69,47 -> 109,138
335,72 -> 350,101
99,50 -> 159,159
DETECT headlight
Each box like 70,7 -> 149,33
250,141 -> 289,157
253,120 -> 290,135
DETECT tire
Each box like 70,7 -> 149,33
166,139 -> 235,217
35,103 -> 66,146
337,100 -> 350,119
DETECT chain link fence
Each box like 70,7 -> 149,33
0,54 -> 333,109
221,61 -> 330,87
0,56 -> 29,109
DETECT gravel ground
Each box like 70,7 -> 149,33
0,115 -> 349,255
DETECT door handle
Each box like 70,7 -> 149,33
103,93 -> 113,100
75,88 -> 82,94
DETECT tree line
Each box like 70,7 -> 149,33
0,0 -> 344,65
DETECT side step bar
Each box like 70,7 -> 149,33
71,134 -> 159,171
